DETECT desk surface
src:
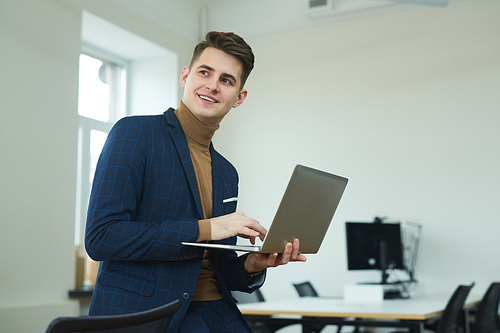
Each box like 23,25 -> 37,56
238,296 -> 480,321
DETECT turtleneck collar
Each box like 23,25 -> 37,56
174,100 -> 219,147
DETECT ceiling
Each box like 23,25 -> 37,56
108,0 -> 463,42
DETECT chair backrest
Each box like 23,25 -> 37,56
293,281 -> 319,297
231,289 -> 265,304
475,282 -> 500,333
45,299 -> 181,333
436,283 -> 474,333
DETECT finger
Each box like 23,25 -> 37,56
281,243 -> 293,264
240,227 -> 261,239
239,220 -> 266,240
267,253 -> 278,267
244,229 -> 265,242
246,219 -> 267,237
237,231 -> 260,240
254,253 -> 267,261
291,238 -> 300,260
296,254 -> 308,262
250,226 -> 267,240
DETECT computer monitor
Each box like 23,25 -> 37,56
345,220 -> 404,284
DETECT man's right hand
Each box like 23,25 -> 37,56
210,211 -> 267,244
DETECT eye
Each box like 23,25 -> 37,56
221,77 -> 234,86
199,70 -> 208,76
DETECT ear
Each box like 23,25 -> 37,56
232,89 -> 248,108
180,66 -> 190,88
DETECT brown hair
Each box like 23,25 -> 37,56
190,31 -> 255,89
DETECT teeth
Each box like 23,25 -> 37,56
200,95 -> 216,103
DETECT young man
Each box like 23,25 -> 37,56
85,31 -> 306,332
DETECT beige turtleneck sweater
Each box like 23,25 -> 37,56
174,101 -> 223,301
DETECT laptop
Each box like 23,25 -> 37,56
182,164 -> 348,254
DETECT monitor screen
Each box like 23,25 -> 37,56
345,222 -> 404,273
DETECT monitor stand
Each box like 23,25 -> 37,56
358,270 -> 403,299
380,270 -> 390,284
358,270 -> 398,285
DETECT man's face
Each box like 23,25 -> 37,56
180,47 -> 248,126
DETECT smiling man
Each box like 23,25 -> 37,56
85,31 -> 306,332
180,46 -> 247,127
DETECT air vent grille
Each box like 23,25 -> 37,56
309,0 -> 328,8
306,0 -> 335,18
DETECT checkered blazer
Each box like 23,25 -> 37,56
85,108 -> 257,332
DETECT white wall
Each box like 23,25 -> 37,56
214,0 -> 500,302
0,0 -> 193,331
0,0 -> 82,330
128,55 -> 179,115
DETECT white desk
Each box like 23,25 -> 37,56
238,296 -> 479,333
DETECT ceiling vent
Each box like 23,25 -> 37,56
306,0 -> 336,18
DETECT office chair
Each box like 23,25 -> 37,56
471,282 -> 500,333
45,299 -> 181,333
421,283 -> 475,333
232,289 -> 266,303
293,281 -> 319,297
232,290 -> 301,333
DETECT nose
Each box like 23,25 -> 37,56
205,77 -> 219,92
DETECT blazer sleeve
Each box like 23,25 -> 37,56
85,116 -> 201,262
219,251 -> 265,292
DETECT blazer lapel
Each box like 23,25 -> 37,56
211,146 -> 224,219
211,146 -> 241,247
164,109 -> 204,220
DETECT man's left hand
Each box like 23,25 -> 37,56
244,238 -> 307,274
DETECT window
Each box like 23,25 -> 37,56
74,53 -> 126,246
75,12 -> 178,289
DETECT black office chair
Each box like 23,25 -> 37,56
293,281 -> 319,297
232,289 -> 301,333
471,282 -> 500,333
422,283 -> 475,333
45,299 -> 181,333
232,289 -> 266,303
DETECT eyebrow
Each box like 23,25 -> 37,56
198,64 -> 238,85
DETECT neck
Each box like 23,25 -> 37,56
175,101 -> 219,146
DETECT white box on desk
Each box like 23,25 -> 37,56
344,284 -> 386,302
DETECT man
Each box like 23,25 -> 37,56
85,31 -> 306,332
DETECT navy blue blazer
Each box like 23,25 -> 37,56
85,108 -> 258,332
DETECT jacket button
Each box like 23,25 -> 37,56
182,293 -> 190,300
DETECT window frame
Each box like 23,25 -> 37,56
74,47 -> 128,246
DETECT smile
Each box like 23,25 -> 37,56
199,94 -> 217,103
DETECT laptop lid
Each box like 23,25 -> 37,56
259,164 -> 348,254
183,164 -> 348,254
